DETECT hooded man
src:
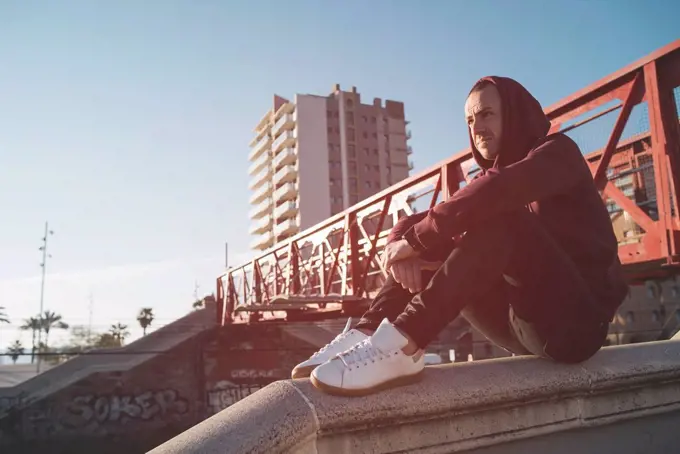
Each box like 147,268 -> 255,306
291,77 -> 630,397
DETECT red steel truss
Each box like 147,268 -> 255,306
217,40 -> 680,325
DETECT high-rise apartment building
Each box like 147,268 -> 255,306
248,84 -> 413,251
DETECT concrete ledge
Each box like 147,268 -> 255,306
150,340 -> 680,454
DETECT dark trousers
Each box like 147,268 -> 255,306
356,210 -> 610,364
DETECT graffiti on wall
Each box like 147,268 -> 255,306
64,389 -> 189,428
229,369 -> 277,380
206,381 -> 263,415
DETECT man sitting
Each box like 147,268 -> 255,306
292,76 -> 629,397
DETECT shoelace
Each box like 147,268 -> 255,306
311,331 -> 353,358
338,339 -> 386,369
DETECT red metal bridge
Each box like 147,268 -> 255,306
217,40 -> 680,326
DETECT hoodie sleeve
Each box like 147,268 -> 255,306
402,134 -> 589,252
387,211 -> 456,261
386,212 -> 428,244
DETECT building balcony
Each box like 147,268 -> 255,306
273,181 -> 297,202
248,165 -> 272,191
271,130 -> 296,155
249,134 -> 272,162
274,200 -> 298,221
274,217 -> 299,237
273,146 -> 296,170
272,113 -> 295,137
249,183 -> 273,205
249,120 -> 271,147
248,151 -> 271,176
252,109 -> 272,139
250,231 -> 274,251
273,102 -> 295,122
249,216 -> 273,236
249,199 -> 272,220
273,163 -> 298,185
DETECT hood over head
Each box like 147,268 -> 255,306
467,76 -> 551,170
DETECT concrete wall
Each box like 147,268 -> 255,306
0,315 -> 329,454
150,339 -> 680,454
0,334 -> 207,454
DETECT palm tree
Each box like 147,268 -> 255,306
39,310 -> 69,349
136,308 -> 154,335
0,306 -> 9,324
109,323 -> 130,345
7,340 -> 24,364
20,317 -> 42,363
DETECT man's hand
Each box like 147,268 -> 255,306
390,257 -> 443,294
382,239 -> 418,269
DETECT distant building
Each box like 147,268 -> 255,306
248,85 -> 413,251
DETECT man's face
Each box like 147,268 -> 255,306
465,85 -> 503,160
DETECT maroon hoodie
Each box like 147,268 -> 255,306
397,76 -> 628,319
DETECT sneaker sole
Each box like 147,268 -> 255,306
310,369 -> 424,397
291,364 -> 317,379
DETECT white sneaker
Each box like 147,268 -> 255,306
291,318 -> 368,379
310,318 -> 425,396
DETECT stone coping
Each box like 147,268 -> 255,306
150,340 -> 680,454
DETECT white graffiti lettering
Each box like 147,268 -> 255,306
65,389 -> 188,427
229,369 -> 276,379
206,381 -> 262,414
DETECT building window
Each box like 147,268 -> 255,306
327,127 -> 333,134
346,112 -> 354,124
364,164 -> 370,172
348,144 -> 355,154
625,311 -> 635,324
373,165 -> 379,171
326,110 -> 333,118
371,116 -> 377,123
365,181 -> 372,189
329,179 -> 336,186
652,310 -> 660,322
346,98 -> 353,108
348,128 -> 355,141
372,132 -> 378,139
373,148 -> 379,155
362,115 -> 368,123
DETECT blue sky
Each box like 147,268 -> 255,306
0,0 -> 678,355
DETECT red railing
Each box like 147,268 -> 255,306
218,40 -> 680,325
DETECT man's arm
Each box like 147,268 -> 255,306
386,212 -> 428,243
387,212 -> 455,261
403,134 -> 589,253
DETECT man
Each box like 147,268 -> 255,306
291,76 -> 629,397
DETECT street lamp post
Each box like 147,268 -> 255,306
36,221 -> 54,374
